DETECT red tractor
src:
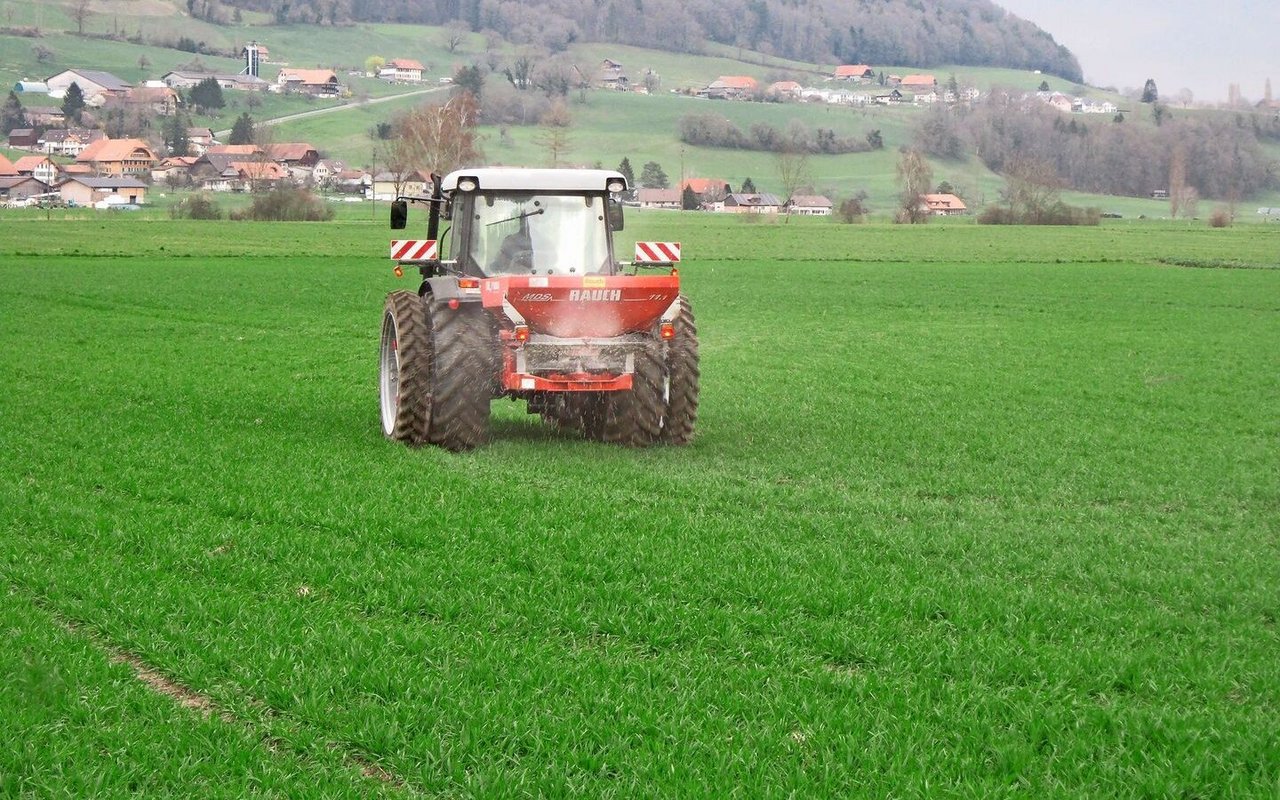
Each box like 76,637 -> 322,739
379,168 -> 699,450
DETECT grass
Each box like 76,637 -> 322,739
0,212 -> 1277,796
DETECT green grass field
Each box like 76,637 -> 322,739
1,212 -> 1277,796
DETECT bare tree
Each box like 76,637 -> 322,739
1168,143 -> 1187,219
393,93 -> 484,177
71,0 -> 91,35
775,147 -> 811,223
444,21 -> 469,54
895,147 -> 933,223
533,102 -> 574,166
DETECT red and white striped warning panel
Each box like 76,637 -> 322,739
390,240 -> 438,261
634,242 -> 681,264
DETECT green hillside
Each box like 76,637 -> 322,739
3,0 -> 1277,213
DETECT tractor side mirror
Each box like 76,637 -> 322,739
607,197 -> 624,232
390,199 -> 407,230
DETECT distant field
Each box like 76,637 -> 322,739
1,213 -> 1277,796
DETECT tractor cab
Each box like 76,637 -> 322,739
390,168 -> 627,279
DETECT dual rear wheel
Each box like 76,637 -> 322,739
379,290 -> 494,451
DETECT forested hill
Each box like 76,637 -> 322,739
221,0 -> 1083,82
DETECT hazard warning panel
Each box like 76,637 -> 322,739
390,240 -> 438,261
634,242 -> 681,264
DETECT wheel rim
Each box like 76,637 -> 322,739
379,310 -> 400,436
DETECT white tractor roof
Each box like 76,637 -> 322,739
441,167 -> 627,193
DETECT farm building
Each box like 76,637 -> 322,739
276,69 -> 341,96
698,76 -> 759,100
0,175 -> 49,203
833,65 -> 874,81
123,86 -> 180,115
24,106 -> 65,126
266,143 -> 321,168
56,176 -> 147,206
8,128 -> 39,149
372,170 -> 431,201
160,71 -> 270,91
720,192 -> 782,213
45,69 -> 132,100
0,153 -> 15,175
637,188 -> 681,209
596,59 -> 628,90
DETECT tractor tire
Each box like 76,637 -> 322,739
426,300 -> 494,451
585,342 -> 664,447
379,291 -> 432,445
660,295 -> 700,445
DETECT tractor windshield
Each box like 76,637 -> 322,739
470,193 -> 611,276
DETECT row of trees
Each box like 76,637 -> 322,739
220,0 -> 1080,78
914,92 -> 1279,201
678,113 -> 880,156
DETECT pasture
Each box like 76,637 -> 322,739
1,212 -> 1277,797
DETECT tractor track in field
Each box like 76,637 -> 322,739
18,591 -> 408,794
212,86 -> 447,139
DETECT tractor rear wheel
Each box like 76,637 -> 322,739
379,291 -> 432,445
659,295 -> 700,444
427,300 -> 494,451
584,342 -> 664,446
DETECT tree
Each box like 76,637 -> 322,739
1151,102 -> 1169,126
639,161 -> 669,189
392,93 -> 483,177
533,123 -> 573,166
189,77 -> 225,112
740,176 -> 756,193
681,184 -> 700,210
1168,143 -> 1197,219
452,64 -> 485,100
1038,80 -> 1050,92
444,20 -> 469,53
895,147 -> 933,224
164,112 -> 192,156
866,129 -> 883,149
936,180 -> 955,195
31,44 -> 55,64
365,56 -> 385,76
71,0 -> 90,35
1140,78 -> 1158,103
617,156 -> 635,187
837,191 -> 869,223
998,157 -> 1062,224
1,91 -> 25,135
775,146 -> 812,223
61,82 -> 86,124
229,112 -> 255,145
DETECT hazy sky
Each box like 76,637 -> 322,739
996,0 -> 1277,103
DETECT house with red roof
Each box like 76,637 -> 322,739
76,138 -> 157,176
0,153 -> 16,175
12,155 -> 60,185
680,177 -> 732,203
921,193 -> 967,216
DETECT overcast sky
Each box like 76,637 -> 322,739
996,0 -> 1277,103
